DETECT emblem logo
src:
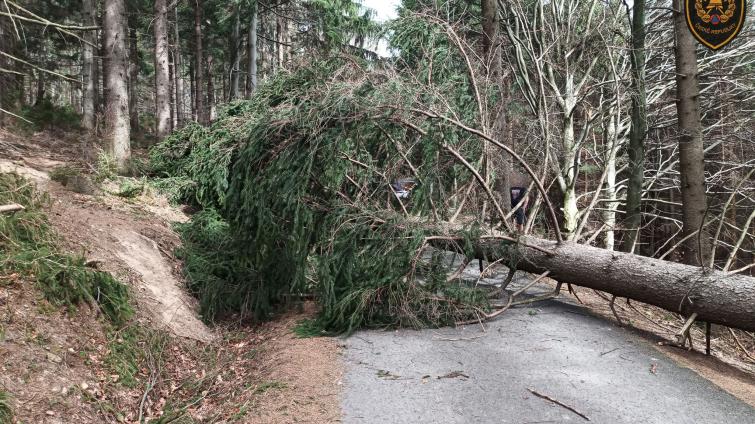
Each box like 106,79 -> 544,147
686,0 -> 746,50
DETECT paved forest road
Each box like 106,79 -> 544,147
341,277 -> 755,423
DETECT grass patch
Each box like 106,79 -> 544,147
292,319 -> 328,338
0,172 -> 133,325
115,179 -> 146,199
0,390 -> 12,424
253,381 -> 287,395
105,326 -> 170,388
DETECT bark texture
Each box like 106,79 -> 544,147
246,8 -> 258,98
81,0 -> 96,131
154,0 -> 171,138
128,16 -> 139,132
466,235 -> 755,332
193,0 -> 205,123
103,0 -> 131,168
174,6 -> 185,127
230,5 -> 241,100
672,0 -> 711,266
623,0 -> 647,253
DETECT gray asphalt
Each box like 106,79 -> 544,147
340,267 -> 755,424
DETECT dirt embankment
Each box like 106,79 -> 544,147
0,130 -> 344,423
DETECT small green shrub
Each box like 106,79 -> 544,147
48,165 -> 81,185
0,172 -> 133,325
116,179 -> 145,198
94,152 -> 118,182
17,98 -> 80,132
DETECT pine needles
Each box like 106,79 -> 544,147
150,57 -> 493,332
0,390 -> 11,424
0,172 -> 133,325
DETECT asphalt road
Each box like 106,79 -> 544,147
340,268 -> 755,423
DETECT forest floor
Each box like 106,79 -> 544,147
1,128 -> 754,423
0,129 -> 343,423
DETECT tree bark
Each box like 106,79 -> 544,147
170,50 -> 177,130
174,5 -> 185,127
276,16 -> 284,70
154,0 -> 171,138
454,235 -> 755,331
81,0 -> 97,131
623,0 -> 647,253
189,60 -> 196,121
193,0 -> 205,123
672,0 -> 711,266
206,54 -> 216,121
103,0 -> 131,169
128,14 -> 139,132
230,4 -> 241,100
481,0 -> 511,217
246,6 -> 258,98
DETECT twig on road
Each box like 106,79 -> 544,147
527,388 -> 590,421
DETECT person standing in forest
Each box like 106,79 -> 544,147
510,186 -> 528,233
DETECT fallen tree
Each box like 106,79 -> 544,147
453,235 -> 755,332
149,56 -> 755,334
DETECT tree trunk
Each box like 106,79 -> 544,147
230,5 -> 241,100
672,0 -> 711,266
246,6 -> 258,98
276,16 -> 284,70
81,0 -> 97,131
103,0 -> 131,169
623,0 -> 647,253
206,54 -> 216,121
481,0 -> 511,217
154,0 -> 171,138
173,5 -> 185,127
170,50 -> 177,130
128,15 -> 139,132
603,109 -> 619,250
456,235 -> 755,332
189,61 -> 196,121
193,0 -> 205,123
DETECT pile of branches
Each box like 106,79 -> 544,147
151,57 -> 511,332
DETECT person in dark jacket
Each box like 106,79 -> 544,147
391,178 -> 417,199
510,186 -> 528,233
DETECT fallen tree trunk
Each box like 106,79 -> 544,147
447,235 -> 755,332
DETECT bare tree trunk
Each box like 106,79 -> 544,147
603,108 -> 620,250
154,0 -> 171,138
672,0 -> 711,266
458,235 -> 755,331
193,0 -> 205,123
128,15 -> 139,132
81,0 -> 97,131
206,54 -> 216,120
230,5 -> 241,100
246,5 -> 258,98
189,61 -> 196,121
481,0 -> 511,218
170,50 -> 177,130
623,0 -> 647,253
276,16 -> 284,70
174,5 -> 185,127
103,0 -> 131,169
